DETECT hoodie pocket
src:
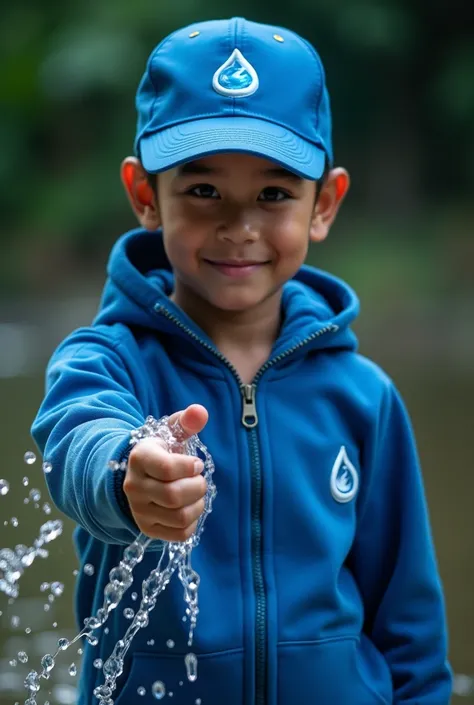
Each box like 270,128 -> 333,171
277,636 -> 393,705
113,648 -> 244,705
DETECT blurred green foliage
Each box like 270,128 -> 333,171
0,0 -> 472,296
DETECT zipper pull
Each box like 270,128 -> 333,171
241,384 -> 258,428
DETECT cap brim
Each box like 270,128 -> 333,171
139,117 -> 326,180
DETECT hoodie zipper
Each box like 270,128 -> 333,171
154,303 -> 338,705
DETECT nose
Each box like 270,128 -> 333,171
216,207 -> 259,244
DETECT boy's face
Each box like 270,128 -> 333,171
156,153 -> 322,314
122,152 -> 349,317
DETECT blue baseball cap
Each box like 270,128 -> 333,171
134,17 -> 333,180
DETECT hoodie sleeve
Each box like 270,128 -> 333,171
349,379 -> 452,704
31,328 -> 149,546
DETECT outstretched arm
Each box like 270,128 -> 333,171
32,328 -> 146,545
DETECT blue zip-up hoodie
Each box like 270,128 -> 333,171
32,228 -> 452,705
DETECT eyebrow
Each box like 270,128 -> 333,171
176,162 -> 303,182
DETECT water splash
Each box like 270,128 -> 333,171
22,518 -> 150,700
23,415 -> 215,705
93,415 -> 216,703
0,520 -> 63,598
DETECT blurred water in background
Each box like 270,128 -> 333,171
0,291 -> 473,703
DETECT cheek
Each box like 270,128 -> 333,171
271,213 -> 310,258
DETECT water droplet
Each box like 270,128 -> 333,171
147,639 -> 155,646
131,591 -> 138,601
51,581 -> 64,597
134,610 -> 149,629
93,658 -> 103,669
94,685 -> 112,699
22,478 -> 29,487
166,639 -> 175,649
10,517 -> 18,527
77,647 -> 83,655
9,658 -> 17,667
44,603 -> 50,611
68,663 -> 77,676
84,563 -> 95,576
24,670 -> 40,692
73,569 -> 79,576
58,638 -> 69,650
123,607 -> 134,619
0,479 -> 10,495
185,652 -> 198,682
87,634 -> 99,646
138,686 -> 146,696
24,451 -> 36,465
41,654 -> 55,672
25,627 -> 31,634
40,582 -> 50,592
42,502 -> 52,514
18,651 -> 28,663
11,615 -> 20,627
179,681 -> 183,686
42,461 -> 53,473
104,627 -> 109,635
152,681 -> 166,699
53,622 -> 58,628
195,699 -> 202,704
169,692 -> 173,697
29,488 -> 41,502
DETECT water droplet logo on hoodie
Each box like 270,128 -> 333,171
330,446 -> 359,503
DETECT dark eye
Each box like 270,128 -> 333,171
258,187 -> 290,202
188,184 -> 219,199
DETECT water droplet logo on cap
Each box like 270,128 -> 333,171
330,446 -> 359,503
212,48 -> 259,97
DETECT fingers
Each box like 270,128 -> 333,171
167,404 -> 209,441
128,437 -> 204,482
124,404 -> 209,542
136,498 -> 205,530
140,520 -> 199,543
126,481 -> 206,542
126,473 -> 207,510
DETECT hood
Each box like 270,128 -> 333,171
94,228 -> 360,356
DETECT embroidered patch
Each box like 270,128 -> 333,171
212,48 -> 259,97
330,446 -> 359,503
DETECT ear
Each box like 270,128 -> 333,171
120,157 -> 161,231
309,167 -> 350,244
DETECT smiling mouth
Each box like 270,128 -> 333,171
205,259 -> 269,266
203,259 -> 270,278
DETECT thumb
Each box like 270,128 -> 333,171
167,404 -> 209,441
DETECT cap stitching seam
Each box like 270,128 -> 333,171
142,113 -> 325,148
231,17 -> 239,114
300,39 -> 324,131
147,33 -> 179,128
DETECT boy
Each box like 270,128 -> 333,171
32,17 -> 452,705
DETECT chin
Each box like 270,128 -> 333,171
208,293 -> 263,313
